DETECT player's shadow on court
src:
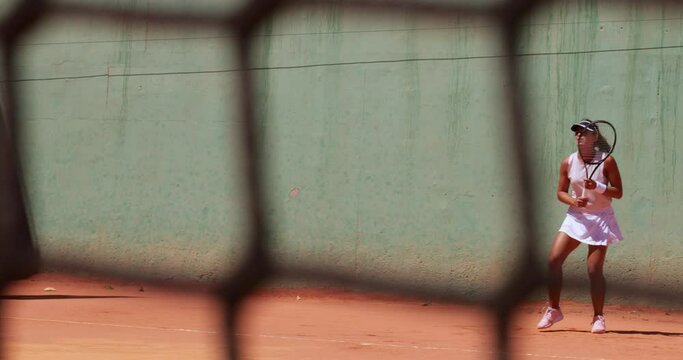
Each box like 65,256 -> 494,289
0,295 -> 138,300
609,330 -> 683,337
544,329 -> 683,336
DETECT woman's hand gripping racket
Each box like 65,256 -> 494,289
577,119 -> 617,198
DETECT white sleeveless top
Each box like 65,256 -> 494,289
567,152 -> 612,212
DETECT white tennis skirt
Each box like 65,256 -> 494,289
559,207 -> 623,246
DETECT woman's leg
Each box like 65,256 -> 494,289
587,245 -> 608,316
547,232 -> 581,308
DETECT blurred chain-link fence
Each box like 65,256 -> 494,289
2,0 -> 683,359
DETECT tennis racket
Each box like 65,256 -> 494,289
577,119 -> 617,197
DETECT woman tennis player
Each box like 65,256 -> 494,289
536,119 -> 623,334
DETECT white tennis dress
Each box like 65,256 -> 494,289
558,152 -> 623,246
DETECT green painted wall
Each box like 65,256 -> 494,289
11,1 -> 683,303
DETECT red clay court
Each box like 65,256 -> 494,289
1,273 -> 682,360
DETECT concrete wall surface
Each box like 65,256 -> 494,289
8,0 -> 683,304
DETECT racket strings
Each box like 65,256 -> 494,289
578,146 -> 604,165
576,120 -> 617,181
578,124 -> 615,165
595,133 -> 614,153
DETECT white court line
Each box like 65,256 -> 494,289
2,316 -> 216,334
3,316 -> 608,360
238,334 -> 608,360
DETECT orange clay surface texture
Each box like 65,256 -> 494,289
2,273 -> 682,360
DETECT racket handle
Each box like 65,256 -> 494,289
580,187 -> 586,198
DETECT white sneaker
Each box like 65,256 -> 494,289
537,307 -> 564,329
591,315 -> 606,334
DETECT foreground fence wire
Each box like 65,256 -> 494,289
1,0 -> 682,359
